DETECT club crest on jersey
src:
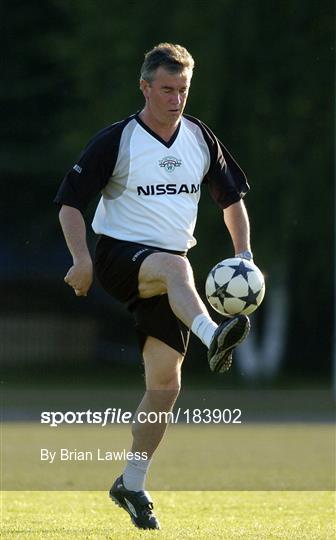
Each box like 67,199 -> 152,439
159,156 -> 182,173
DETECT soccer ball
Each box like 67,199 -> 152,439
205,258 -> 265,316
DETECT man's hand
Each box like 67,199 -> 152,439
64,256 -> 93,296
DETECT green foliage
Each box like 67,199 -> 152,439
2,0 -> 334,373
2,1 -> 70,174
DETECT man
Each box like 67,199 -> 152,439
55,43 -> 253,530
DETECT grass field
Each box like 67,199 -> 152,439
1,404 -> 335,538
1,490 -> 335,539
2,422 -> 334,490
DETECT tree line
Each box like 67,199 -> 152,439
3,0 -> 334,375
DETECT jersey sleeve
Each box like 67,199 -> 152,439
186,115 -> 250,209
207,136 -> 250,208
54,122 -> 125,213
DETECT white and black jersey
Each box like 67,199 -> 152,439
55,113 -> 249,251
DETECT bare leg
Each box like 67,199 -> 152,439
112,338 -> 173,529
131,336 -> 183,457
138,252 -> 209,328
137,252 -> 249,373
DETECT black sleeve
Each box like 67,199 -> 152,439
54,121 -> 126,213
185,115 -> 250,209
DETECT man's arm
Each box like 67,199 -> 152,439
223,199 -> 252,256
59,205 -> 93,296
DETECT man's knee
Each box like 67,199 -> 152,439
145,365 -> 182,393
139,252 -> 193,298
160,253 -> 191,281
143,337 -> 183,392
149,375 -> 181,393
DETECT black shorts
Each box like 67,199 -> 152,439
94,235 -> 190,355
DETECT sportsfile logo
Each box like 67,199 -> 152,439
40,407 -> 242,426
159,155 -> 182,173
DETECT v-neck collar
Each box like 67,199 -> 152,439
135,113 -> 181,149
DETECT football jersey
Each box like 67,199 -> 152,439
54,112 -> 249,251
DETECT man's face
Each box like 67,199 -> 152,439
141,66 -> 192,126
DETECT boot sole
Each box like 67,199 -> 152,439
209,315 -> 250,373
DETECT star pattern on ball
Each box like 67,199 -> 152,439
228,261 -> 254,280
239,285 -> 259,306
210,262 -> 227,280
213,280 -> 235,302
207,258 -> 264,316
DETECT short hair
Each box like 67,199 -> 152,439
140,43 -> 195,83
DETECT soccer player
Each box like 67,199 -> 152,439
55,43 -> 253,530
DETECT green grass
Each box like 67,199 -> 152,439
1,490 -> 335,539
2,423 -> 334,490
1,421 -> 335,537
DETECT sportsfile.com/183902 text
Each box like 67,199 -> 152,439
40,408 -> 242,427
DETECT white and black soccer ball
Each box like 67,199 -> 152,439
205,258 -> 265,316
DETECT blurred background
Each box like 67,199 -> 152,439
1,0 -> 334,397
